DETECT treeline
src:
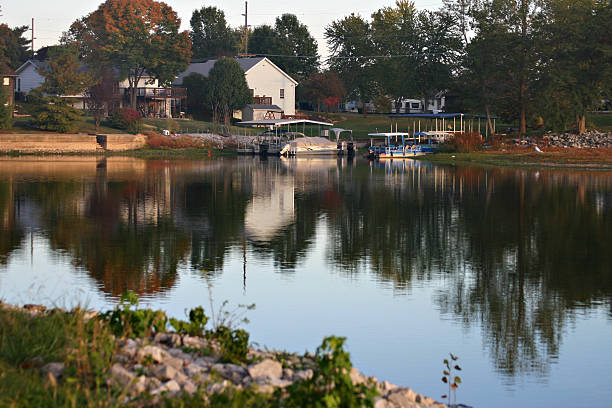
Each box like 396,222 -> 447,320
1,0 -> 611,134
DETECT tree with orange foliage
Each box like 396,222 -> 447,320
64,0 -> 191,109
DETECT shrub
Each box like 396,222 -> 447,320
108,107 -> 142,133
449,132 -> 484,153
170,306 -> 208,336
146,134 -> 203,149
0,86 -> 12,130
30,98 -> 82,133
210,326 -> 250,364
281,336 -> 378,408
101,291 -> 168,338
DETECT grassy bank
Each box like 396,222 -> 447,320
416,148 -> 612,169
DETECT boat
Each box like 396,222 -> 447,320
280,128 -> 355,157
367,132 -> 436,159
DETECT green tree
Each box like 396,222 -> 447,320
536,0 -> 612,133
65,0 -> 191,109
37,46 -> 93,96
181,72 -> 210,119
31,97 -> 82,133
0,85 -> 12,129
206,58 -> 251,127
325,14 -> 375,112
190,6 -> 237,59
248,25 -> 281,58
0,24 -> 30,69
272,14 -> 319,81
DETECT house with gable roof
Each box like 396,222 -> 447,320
174,57 -> 298,120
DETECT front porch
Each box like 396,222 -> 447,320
124,88 -> 187,118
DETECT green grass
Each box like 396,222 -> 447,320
587,112 -> 612,131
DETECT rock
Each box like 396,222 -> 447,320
267,378 -> 293,388
154,333 -> 181,347
387,388 -> 418,407
183,335 -> 207,348
293,369 -> 313,381
165,356 -> 186,371
151,379 -> 181,395
109,363 -> 135,387
184,364 -> 207,378
182,379 -> 198,394
150,364 -> 178,381
350,367 -> 366,385
247,359 -> 282,380
24,304 -> 46,313
41,362 -> 65,379
374,398 -> 394,408
133,375 -> 147,394
213,363 -> 248,384
282,368 -> 294,380
136,345 -> 168,363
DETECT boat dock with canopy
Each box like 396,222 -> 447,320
388,113 -> 498,138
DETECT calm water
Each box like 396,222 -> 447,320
1,156 -> 611,407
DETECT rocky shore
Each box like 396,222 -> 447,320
2,302 -> 446,408
510,131 -> 612,149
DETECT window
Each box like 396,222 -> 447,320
3,77 -> 9,86
411,102 -> 420,109
280,88 -> 285,99
17,78 -> 21,92
250,89 -> 254,96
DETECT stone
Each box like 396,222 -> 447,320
387,388 -> 418,407
41,362 -> 65,379
165,356 -> 185,371
184,364 -> 207,377
282,368 -> 294,379
109,363 -> 135,387
183,335 -> 207,348
247,359 -> 282,380
374,398 -> 394,408
350,367 -> 366,385
133,375 -> 147,394
293,369 -> 313,381
150,364 -> 178,381
212,363 -> 248,384
136,345 -> 168,363
24,304 -> 46,313
267,378 -> 293,388
151,379 -> 181,395
182,379 -> 198,394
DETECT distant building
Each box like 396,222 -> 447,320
1,63 -> 18,110
344,92 -> 447,114
174,57 -> 298,117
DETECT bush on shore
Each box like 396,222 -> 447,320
108,108 -> 143,134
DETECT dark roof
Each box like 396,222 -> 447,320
174,57 -> 265,85
0,63 -> 18,76
246,104 -> 282,111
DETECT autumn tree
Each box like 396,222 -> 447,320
190,6 -> 237,59
301,71 -> 346,112
85,68 -> 121,132
65,0 -> 191,109
206,58 -> 251,127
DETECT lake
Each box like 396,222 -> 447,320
0,156 -> 611,407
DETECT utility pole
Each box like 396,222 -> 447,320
31,18 -> 35,58
242,1 -> 248,55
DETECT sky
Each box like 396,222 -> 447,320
1,0 -> 444,59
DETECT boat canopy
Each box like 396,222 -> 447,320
388,113 -> 498,119
238,118 -> 333,127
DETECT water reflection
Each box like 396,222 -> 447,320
0,156 -> 611,381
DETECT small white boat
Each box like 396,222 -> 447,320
280,136 -> 340,156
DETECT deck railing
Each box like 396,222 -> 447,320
124,88 -> 187,98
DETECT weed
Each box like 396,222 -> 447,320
441,353 -> 462,407
281,336 -> 378,408
170,306 -> 208,336
101,291 -> 168,338
210,326 -> 250,364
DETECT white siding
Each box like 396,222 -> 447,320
245,61 -> 296,116
17,63 -> 45,94
118,77 -> 159,89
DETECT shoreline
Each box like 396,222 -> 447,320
0,301 -> 447,408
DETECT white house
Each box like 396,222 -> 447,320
174,57 -> 298,117
15,59 -> 186,117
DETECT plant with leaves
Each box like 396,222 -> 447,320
300,71 -> 346,112
441,353 -> 462,407
37,46 -> 94,96
190,6 -> 238,59
101,291 -> 168,338
206,58 -> 252,127
108,107 -> 142,134
0,84 -> 11,129
182,72 -> 210,119
65,0 -> 191,109
170,306 -> 208,336
30,97 -> 82,133
325,14 -> 376,112
272,14 -> 319,81
85,68 -> 121,132
282,336 -> 378,408
0,24 -> 30,69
